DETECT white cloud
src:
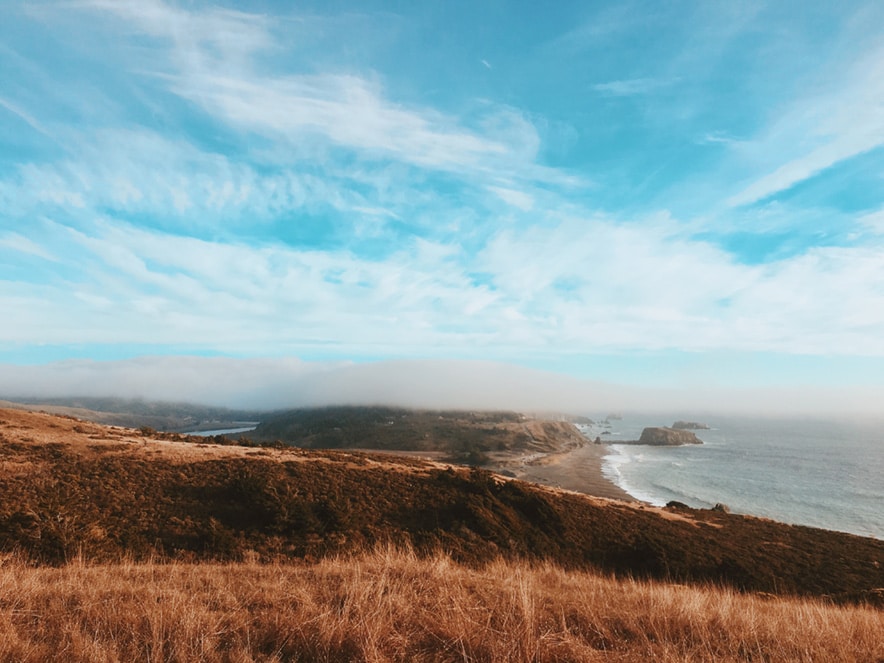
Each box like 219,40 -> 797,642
78,0 -> 273,71
0,95 -> 51,136
0,232 -> 57,261
475,213 -> 884,355
592,77 -> 674,97
858,208 -> 884,235
701,132 -> 743,146
73,0 -> 537,178
0,220 -> 503,352
182,73 -> 511,171
488,186 -> 534,211
0,127 -> 411,227
727,43 -> 884,207
0,3 -> 563,245
5,213 -> 884,359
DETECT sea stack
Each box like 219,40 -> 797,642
671,420 -> 710,430
638,426 -> 703,446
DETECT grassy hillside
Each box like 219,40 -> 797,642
0,397 -> 263,432
252,406 -> 587,464
0,408 -> 882,606
1,547 -> 881,663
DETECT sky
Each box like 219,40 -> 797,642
2,1 -> 884,413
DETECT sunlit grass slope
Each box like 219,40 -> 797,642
0,547 -> 881,662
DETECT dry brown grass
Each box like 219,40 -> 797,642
0,547 -> 880,663
3,407 -> 884,605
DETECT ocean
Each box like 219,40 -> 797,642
585,414 -> 884,540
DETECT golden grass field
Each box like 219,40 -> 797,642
1,546 -> 881,662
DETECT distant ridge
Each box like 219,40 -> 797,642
0,397 -> 265,432
252,406 -> 586,465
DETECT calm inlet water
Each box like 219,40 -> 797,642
585,415 -> 884,540
190,426 -> 257,437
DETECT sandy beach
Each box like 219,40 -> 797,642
368,440 -> 637,502
496,442 -> 637,502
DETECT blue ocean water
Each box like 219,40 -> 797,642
588,415 -> 884,540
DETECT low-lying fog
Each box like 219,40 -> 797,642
2,356 -> 883,419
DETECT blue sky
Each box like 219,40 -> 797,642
2,0 -> 884,411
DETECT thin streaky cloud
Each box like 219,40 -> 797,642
184,73 -> 511,169
701,132 -> 743,146
0,96 -> 51,137
727,43 -> 884,207
488,186 -> 534,211
76,1 -> 526,177
0,232 -> 58,262
592,77 -> 675,97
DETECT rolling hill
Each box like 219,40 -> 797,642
0,407 -> 881,605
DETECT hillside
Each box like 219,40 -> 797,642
252,406 -> 587,465
2,548 -> 882,662
0,407 -> 882,606
0,397 -> 263,432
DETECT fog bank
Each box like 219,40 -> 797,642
1,356 -> 881,418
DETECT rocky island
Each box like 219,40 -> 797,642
621,426 -> 704,446
671,420 -> 710,430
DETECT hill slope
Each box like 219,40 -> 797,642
0,408 -> 882,605
0,397 -> 262,432
2,549 -> 882,662
252,406 -> 586,463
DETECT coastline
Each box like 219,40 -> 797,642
503,442 -> 638,502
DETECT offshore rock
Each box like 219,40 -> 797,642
671,420 -> 710,430
637,427 -> 703,446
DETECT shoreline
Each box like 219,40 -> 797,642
493,442 -> 638,503
363,439 -> 639,503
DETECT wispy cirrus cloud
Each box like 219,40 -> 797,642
178,73 -> 512,171
700,132 -> 744,146
592,77 -> 677,97
727,43 -> 884,207
488,186 -> 534,211
73,0 -> 274,69
3,0 -> 567,251
0,128 -> 396,226
0,96 -> 51,137
73,0 -> 539,179
0,232 -> 57,261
